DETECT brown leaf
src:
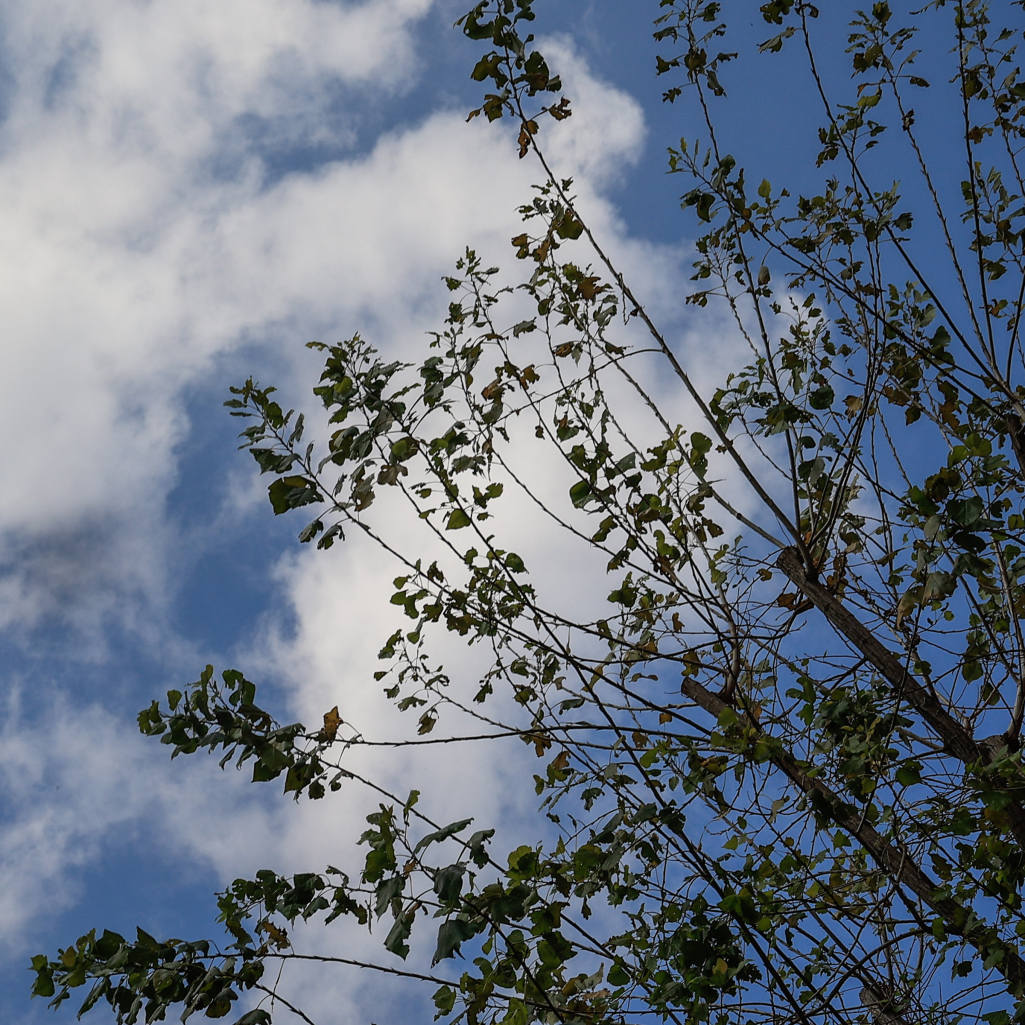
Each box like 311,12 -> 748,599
517,119 -> 539,158
547,97 -> 573,121
259,919 -> 289,950
320,705 -> 342,742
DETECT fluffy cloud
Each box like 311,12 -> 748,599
0,0 -> 434,629
0,4 -> 748,1020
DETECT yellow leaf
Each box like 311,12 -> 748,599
320,705 -> 342,742
259,920 -> 289,949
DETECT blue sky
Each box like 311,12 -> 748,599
0,0 -> 989,1021
0,2 -> 700,1020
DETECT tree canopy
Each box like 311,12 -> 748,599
29,1 -> 1025,1023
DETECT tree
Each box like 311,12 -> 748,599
29,0 -> 1025,1022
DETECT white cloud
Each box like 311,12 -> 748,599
541,35 -> 647,187
0,686 -> 269,944
0,0 -> 435,629
0,11 -> 756,1021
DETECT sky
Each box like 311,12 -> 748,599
0,1 -> 705,1021
0,0 -> 973,1021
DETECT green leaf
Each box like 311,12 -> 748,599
415,819 -> 474,854
434,864 -> 465,903
555,211 -> 584,240
433,918 -> 476,964
29,956 -> 55,998
683,189 -> 716,222
433,985 -> 457,1018
251,448 -> 297,475
235,1012 -> 273,1025
607,963 -> 630,987
982,1013 -> 1010,1025
391,437 -> 419,462
297,519 -> 324,544
808,384 -> 834,410
384,914 -> 413,959
268,476 -> 322,515
376,876 -> 405,918
569,480 -> 593,508
446,508 -> 472,530
947,496 -> 983,527
467,829 -> 495,867
78,978 -> 111,1016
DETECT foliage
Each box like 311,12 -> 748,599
30,1 -> 1025,1023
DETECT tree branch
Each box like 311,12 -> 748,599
776,545 -> 1025,847
679,675 -> 1025,993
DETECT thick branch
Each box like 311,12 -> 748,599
860,985 -> 909,1025
777,549 -> 976,759
679,676 -> 1025,994
776,546 -> 1025,847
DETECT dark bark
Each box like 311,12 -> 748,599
776,546 -> 1025,849
680,675 -> 1025,994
